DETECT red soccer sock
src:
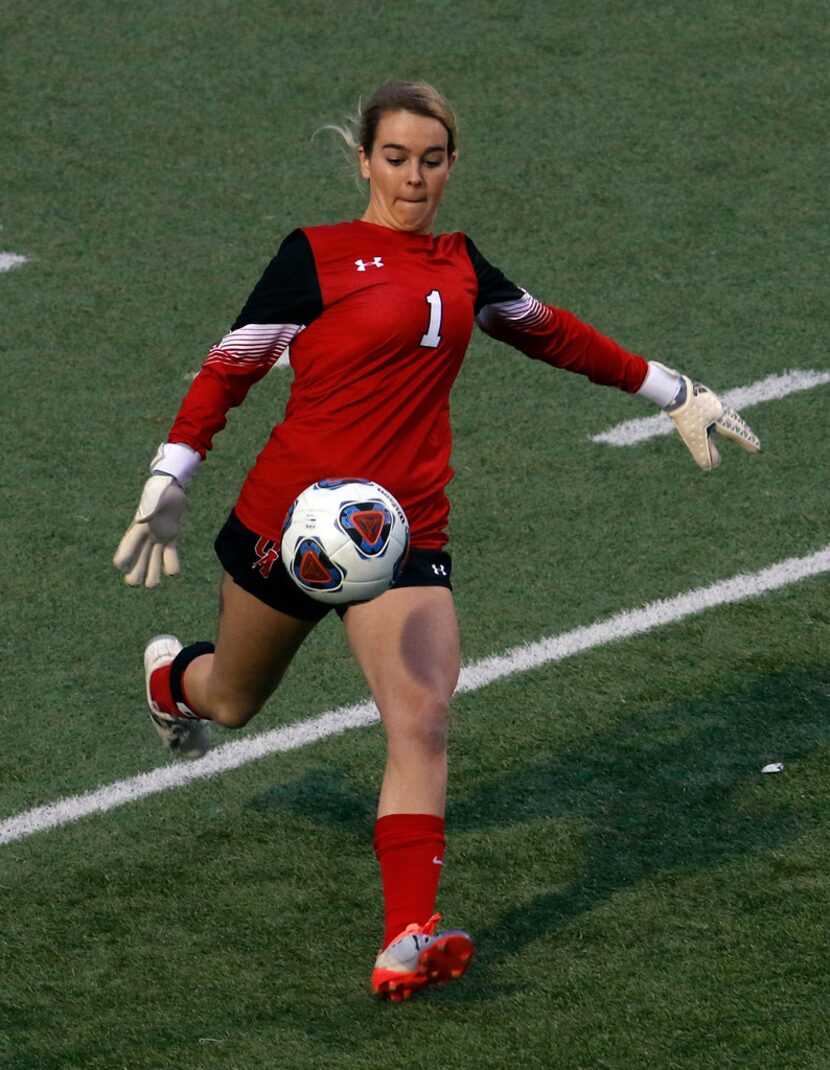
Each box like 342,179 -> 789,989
149,642 -> 214,720
148,663 -> 184,717
373,813 -> 446,948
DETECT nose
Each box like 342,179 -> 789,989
405,159 -> 425,186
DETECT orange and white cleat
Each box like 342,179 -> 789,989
371,914 -> 474,1002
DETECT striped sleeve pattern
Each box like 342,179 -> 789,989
203,321 -> 303,372
476,289 -> 550,333
167,229 -> 323,456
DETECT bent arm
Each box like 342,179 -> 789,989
168,322 -> 302,456
167,228 -> 323,460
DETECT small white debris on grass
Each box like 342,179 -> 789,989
0,252 -> 28,272
761,762 -> 784,774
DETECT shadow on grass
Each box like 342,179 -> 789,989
446,663 -> 828,1000
246,664 -> 828,1005
247,770 -> 375,838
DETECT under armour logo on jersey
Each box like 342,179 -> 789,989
253,537 -> 280,579
432,563 -> 448,576
355,256 -> 384,271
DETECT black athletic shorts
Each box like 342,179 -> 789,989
214,509 -> 453,621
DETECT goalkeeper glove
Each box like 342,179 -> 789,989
113,443 -> 200,588
657,364 -> 762,470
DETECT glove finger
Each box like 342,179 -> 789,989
162,543 -> 181,577
113,523 -> 146,572
714,407 -> 761,453
708,440 -> 721,468
145,543 -> 164,589
124,541 -> 152,587
674,425 -> 715,469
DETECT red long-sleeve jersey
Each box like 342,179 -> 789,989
168,220 -> 647,548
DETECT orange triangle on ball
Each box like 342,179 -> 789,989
351,509 -> 384,544
299,549 -> 332,583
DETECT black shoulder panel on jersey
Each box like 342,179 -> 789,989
464,236 -> 524,314
232,229 -> 323,330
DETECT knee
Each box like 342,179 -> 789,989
208,697 -> 264,729
385,694 -> 451,757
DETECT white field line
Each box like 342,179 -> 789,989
0,252 -> 28,272
2,545 -> 829,847
591,369 -> 830,447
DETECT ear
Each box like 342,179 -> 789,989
447,151 -> 458,175
358,146 -> 371,181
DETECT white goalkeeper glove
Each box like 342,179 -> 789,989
113,443 -> 200,588
649,362 -> 761,470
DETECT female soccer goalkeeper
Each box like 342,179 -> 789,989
114,80 -> 760,1002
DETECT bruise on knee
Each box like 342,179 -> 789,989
384,694 -> 451,757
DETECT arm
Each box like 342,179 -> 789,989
114,229 -> 323,587
166,228 -> 323,461
476,288 -> 649,393
466,238 -> 760,469
160,322 -> 303,464
466,236 -> 648,392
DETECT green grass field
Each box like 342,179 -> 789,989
2,1 -> 829,1067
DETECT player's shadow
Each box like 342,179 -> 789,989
438,662 -> 828,1000
246,769 -> 376,836
246,663 -> 828,1004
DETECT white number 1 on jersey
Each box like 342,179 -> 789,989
419,289 -> 443,348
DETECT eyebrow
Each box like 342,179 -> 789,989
381,143 -> 447,154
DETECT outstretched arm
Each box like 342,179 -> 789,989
466,239 -> 760,470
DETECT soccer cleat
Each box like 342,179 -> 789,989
371,914 -> 474,1002
144,635 -> 211,760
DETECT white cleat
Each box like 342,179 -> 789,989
371,914 -> 474,1001
144,635 -> 211,760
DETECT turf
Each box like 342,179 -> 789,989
1,1 -> 828,1067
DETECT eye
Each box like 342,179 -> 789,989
424,159 -> 443,169
385,157 -> 405,166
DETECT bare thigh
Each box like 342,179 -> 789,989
344,586 -> 460,714
344,586 -> 460,815
184,572 -> 318,726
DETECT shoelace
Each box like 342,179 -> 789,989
388,913 -> 442,946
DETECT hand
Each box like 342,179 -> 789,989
113,475 -> 187,587
666,374 -> 761,470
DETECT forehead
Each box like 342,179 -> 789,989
373,109 -> 449,152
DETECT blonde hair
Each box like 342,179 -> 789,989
325,80 -> 458,159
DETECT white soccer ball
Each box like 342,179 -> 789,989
280,478 -> 410,605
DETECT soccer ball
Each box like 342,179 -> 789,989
281,478 -> 410,605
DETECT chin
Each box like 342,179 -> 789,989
394,211 -> 433,233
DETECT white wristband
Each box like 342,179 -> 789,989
637,361 -> 684,408
150,442 -> 202,487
